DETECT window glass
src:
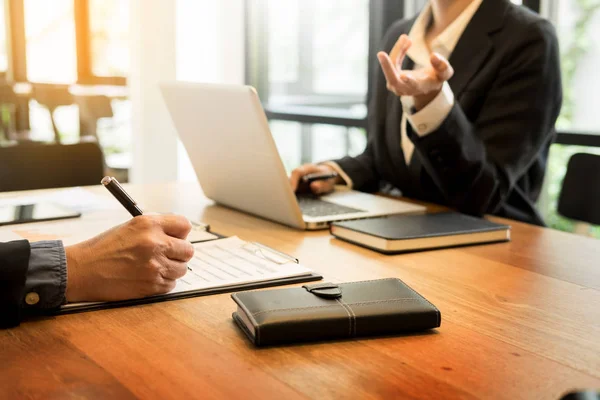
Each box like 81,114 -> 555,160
0,0 -> 7,72
264,0 -> 369,117
553,0 -> 600,134
270,121 -> 367,173
537,0 -> 600,238
89,0 -> 130,77
24,0 -> 77,83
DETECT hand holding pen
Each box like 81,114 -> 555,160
101,176 -> 200,271
290,164 -> 342,194
63,177 -> 196,303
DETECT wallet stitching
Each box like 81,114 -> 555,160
250,298 -> 421,316
338,298 -> 357,337
335,298 -> 353,337
237,278 -> 440,327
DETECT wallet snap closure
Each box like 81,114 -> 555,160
302,282 -> 342,299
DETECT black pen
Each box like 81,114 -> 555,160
101,176 -> 194,272
102,176 -> 210,230
101,176 -> 144,217
301,171 -> 339,184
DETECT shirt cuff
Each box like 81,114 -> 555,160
401,81 -> 455,137
321,161 -> 354,190
23,241 -> 67,310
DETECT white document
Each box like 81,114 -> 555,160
172,236 -> 311,293
62,236 -> 313,310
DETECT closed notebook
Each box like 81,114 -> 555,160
231,278 -> 440,346
330,212 -> 510,254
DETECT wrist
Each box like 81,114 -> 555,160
413,88 -> 441,111
65,245 -> 83,302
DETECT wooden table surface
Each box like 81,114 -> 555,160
1,182 -> 599,400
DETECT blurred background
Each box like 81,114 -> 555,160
1,0 -> 599,237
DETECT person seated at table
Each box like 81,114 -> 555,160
289,0 -> 562,225
0,215 -> 195,328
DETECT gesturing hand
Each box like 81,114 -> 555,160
65,215 -> 195,302
377,34 -> 454,110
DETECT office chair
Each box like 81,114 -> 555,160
0,82 -> 19,142
557,153 -> 600,226
74,95 -> 114,141
30,83 -> 75,143
0,141 -> 105,192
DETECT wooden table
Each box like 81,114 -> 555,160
1,182 -> 599,399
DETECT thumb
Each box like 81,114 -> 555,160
430,52 -> 454,82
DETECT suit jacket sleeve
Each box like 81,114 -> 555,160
332,94 -> 379,193
0,240 -> 31,329
407,20 -> 562,216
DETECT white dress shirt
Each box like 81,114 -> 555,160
325,0 -> 482,188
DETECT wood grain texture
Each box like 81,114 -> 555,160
1,182 -> 599,400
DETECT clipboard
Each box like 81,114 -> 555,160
55,228 -> 323,315
55,273 -> 323,315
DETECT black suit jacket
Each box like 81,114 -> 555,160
0,241 -> 31,328
335,0 -> 562,225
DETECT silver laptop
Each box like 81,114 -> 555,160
160,82 -> 425,230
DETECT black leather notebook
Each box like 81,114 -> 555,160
231,278 -> 440,346
330,212 -> 510,254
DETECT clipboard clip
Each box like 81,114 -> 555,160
191,221 -> 210,231
241,242 -> 299,265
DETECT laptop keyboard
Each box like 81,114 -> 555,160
297,195 -> 365,218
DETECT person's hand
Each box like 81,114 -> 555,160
290,163 -> 341,194
377,34 -> 454,110
64,215 -> 195,302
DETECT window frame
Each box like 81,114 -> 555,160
4,0 -> 127,86
74,0 -> 127,86
244,0 -> 405,129
2,0 -> 127,132
244,0 -> 600,148
523,0 -> 600,147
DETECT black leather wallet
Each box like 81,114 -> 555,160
231,278 -> 441,346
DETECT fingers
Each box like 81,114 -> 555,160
158,259 -> 189,280
165,237 -> 195,262
379,40 -> 453,98
310,180 -> 335,195
290,164 -> 331,192
430,52 -> 454,82
377,52 -> 401,93
143,278 -> 178,297
389,34 -> 411,69
379,52 -> 420,97
379,34 -> 413,97
156,215 -> 193,239
399,74 -> 418,91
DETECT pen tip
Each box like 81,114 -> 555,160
101,176 -> 113,186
